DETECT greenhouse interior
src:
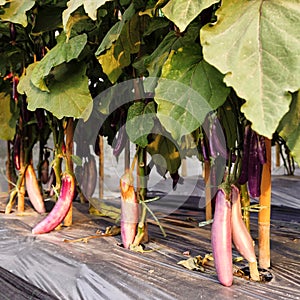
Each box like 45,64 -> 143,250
0,1 -> 299,300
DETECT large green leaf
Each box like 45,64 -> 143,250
31,33 -> 88,92
0,92 -> 16,140
155,43 -> 230,140
97,13 -> 142,83
126,101 -> 156,147
162,0 -> 219,32
200,0 -> 300,139
277,92 -> 300,165
17,62 -> 92,120
0,0 -> 35,26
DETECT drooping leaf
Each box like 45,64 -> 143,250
0,0 -> 35,27
31,33 -> 88,92
0,92 -> 16,140
146,133 -> 181,175
155,43 -> 229,140
277,92 -> 300,165
17,62 -> 92,120
200,0 -> 300,139
126,101 -> 156,147
162,0 -> 219,32
97,13 -> 142,83
95,3 -> 135,55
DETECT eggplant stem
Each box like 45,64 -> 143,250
143,201 -> 166,237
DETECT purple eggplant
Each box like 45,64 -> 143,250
13,134 -> 21,171
258,135 -> 267,165
247,130 -> 262,198
9,23 -> 16,43
208,116 -> 227,159
35,108 -> 46,130
238,125 -> 251,185
113,124 -> 128,158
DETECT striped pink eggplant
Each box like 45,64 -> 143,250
211,188 -> 233,287
32,172 -> 75,234
120,169 -> 138,249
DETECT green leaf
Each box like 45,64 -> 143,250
0,0 -> 35,27
155,43 -> 230,140
200,0 -> 300,139
0,92 -> 16,140
31,33 -> 88,92
97,13 -> 142,83
62,0 -> 112,30
126,101 -> 156,147
95,3 -> 135,55
162,0 -> 219,32
17,62 -> 93,120
277,92 -> 300,165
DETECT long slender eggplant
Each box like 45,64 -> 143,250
238,125 -> 251,185
13,134 -> 21,170
35,108 -> 46,130
211,188 -> 233,287
9,22 -> 16,43
247,130 -> 263,198
209,116 -> 228,159
113,124 -> 127,158
231,185 -> 260,281
120,169 -> 138,249
12,76 -> 19,102
80,158 -> 89,200
32,172 -> 75,234
257,135 -> 267,165
25,164 -> 46,214
44,167 -> 56,193
85,155 -> 97,199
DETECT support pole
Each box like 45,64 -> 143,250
99,135 -> 104,199
204,161 -> 212,221
258,138 -> 272,269
64,118 -> 74,227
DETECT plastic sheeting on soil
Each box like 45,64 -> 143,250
0,174 -> 300,300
